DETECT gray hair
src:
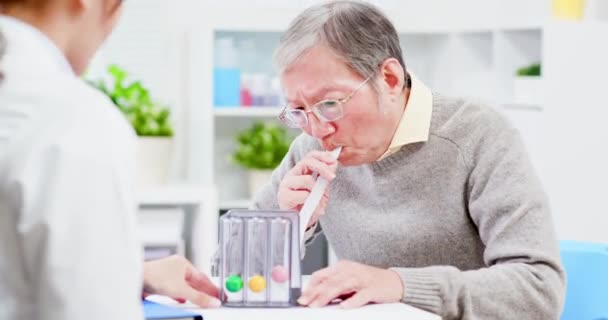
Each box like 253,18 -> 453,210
274,0 -> 408,90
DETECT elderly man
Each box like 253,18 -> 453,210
252,1 -> 565,319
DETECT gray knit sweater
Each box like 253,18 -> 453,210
252,94 -> 565,319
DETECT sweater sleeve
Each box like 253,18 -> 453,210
391,109 -> 565,319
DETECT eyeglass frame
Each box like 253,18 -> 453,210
278,73 -> 374,128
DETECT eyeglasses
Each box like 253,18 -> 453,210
278,74 -> 374,129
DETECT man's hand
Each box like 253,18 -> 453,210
298,260 -> 404,308
143,255 -> 221,308
277,150 -> 338,228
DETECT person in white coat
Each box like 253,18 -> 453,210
0,1 -> 220,319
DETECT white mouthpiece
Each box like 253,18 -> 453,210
299,146 -> 342,246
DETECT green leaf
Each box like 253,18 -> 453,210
516,63 -> 541,77
109,64 -> 127,86
232,121 -> 294,170
85,64 -> 174,137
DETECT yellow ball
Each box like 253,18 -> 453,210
248,275 -> 266,293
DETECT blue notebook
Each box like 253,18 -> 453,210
143,300 -> 203,320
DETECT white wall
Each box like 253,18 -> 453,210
88,0 -> 189,181
541,20 -> 608,242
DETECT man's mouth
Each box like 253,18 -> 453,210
322,143 -> 338,151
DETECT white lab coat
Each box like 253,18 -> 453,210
0,16 -> 144,320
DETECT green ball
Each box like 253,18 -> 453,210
225,275 -> 243,293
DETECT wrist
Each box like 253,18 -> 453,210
385,269 -> 404,303
142,261 -> 157,294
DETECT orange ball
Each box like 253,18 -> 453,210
248,275 -> 266,293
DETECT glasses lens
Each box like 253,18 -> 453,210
281,109 -> 307,128
316,100 -> 343,122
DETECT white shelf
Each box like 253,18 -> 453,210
214,107 -> 283,118
219,198 -> 252,209
137,185 -> 215,206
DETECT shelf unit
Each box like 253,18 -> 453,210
219,198 -> 252,210
137,185 -> 218,273
214,107 -> 283,118
181,1 -> 550,207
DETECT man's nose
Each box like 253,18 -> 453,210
308,112 -> 335,139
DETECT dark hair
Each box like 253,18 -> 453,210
0,0 -> 44,6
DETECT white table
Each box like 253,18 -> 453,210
138,185 -> 218,274
147,296 -> 439,320
189,302 -> 440,320
147,276 -> 441,320
147,295 -> 439,320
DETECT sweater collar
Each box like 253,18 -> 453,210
377,72 -> 433,161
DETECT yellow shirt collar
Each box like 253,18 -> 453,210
378,73 -> 433,161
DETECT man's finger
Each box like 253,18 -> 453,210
309,276 -> 359,308
282,190 -> 309,209
284,175 -> 316,191
306,265 -> 338,290
294,157 -> 336,180
299,266 -> 339,305
340,291 -> 370,309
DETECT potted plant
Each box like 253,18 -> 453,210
232,122 -> 293,196
513,63 -> 543,106
90,65 -> 174,189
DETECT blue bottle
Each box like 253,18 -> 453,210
214,38 -> 240,107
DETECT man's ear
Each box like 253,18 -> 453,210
378,58 -> 405,98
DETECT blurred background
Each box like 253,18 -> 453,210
84,0 -> 608,274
